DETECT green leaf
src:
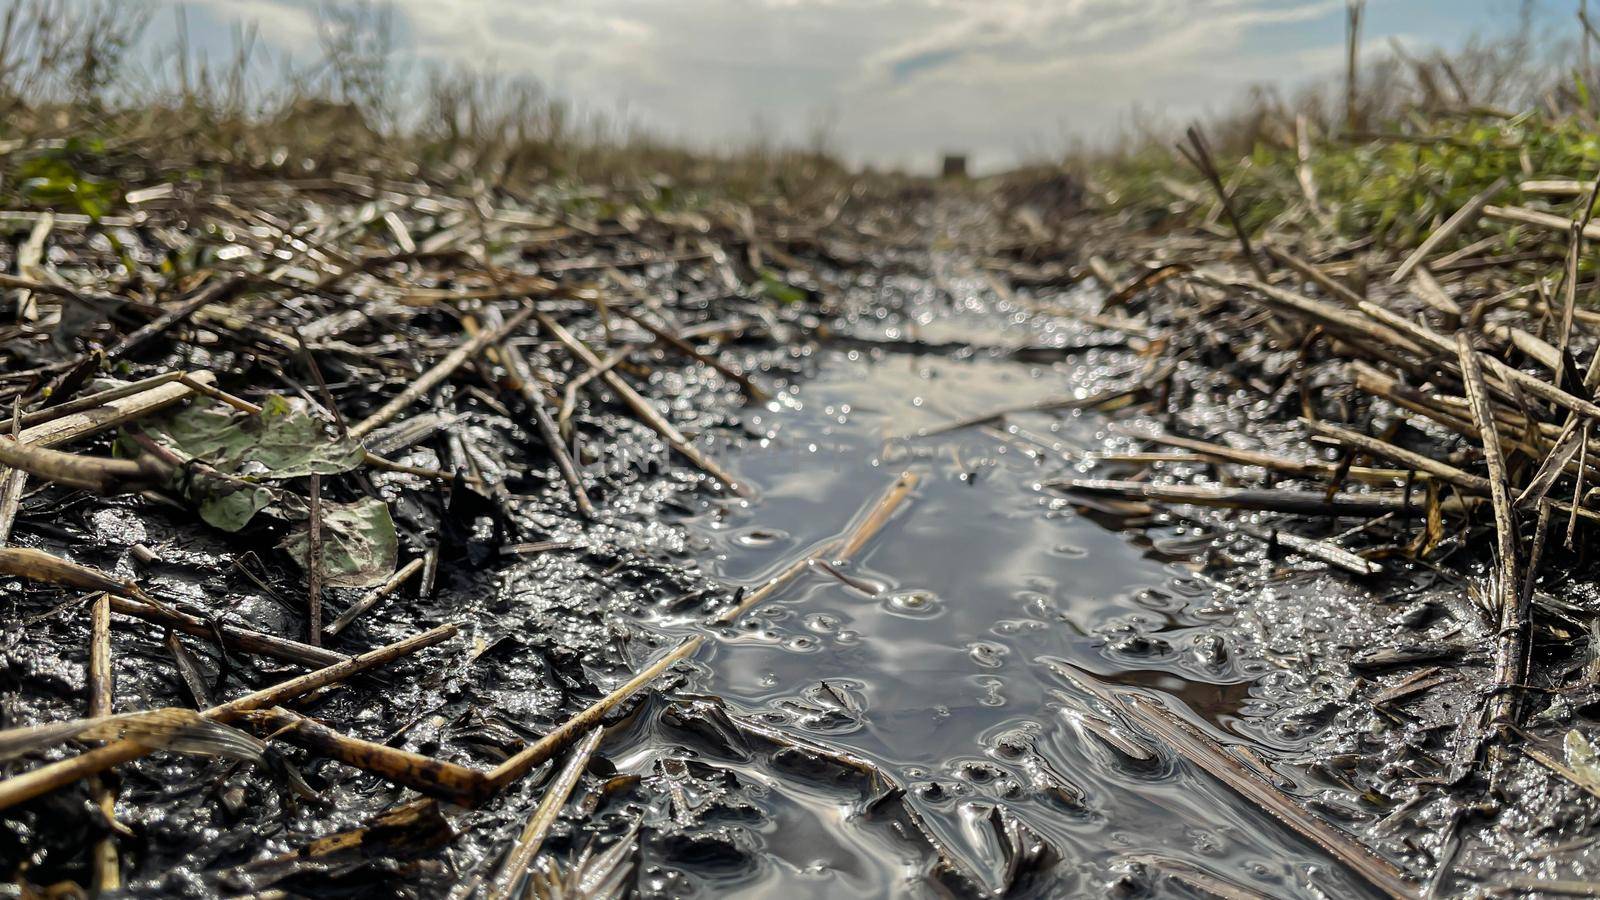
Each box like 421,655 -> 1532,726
281,498 -> 398,589
127,395 -> 366,532
143,396 -> 365,479
756,270 -> 807,306
196,482 -> 276,532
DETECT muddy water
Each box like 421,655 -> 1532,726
657,308 -> 1380,896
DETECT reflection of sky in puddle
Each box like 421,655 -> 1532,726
703,351 -> 1169,756
673,345 -> 1380,897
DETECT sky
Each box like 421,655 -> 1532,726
151,0 -> 1558,173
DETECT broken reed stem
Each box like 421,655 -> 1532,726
88,592 -> 119,892
1051,477 -> 1447,517
0,437 -> 162,495
1225,271 -> 1600,423
326,557 -> 424,638
164,631 -> 213,708
1240,523 -> 1381,576
613,305 -> 770,403
489,727 -> 604,900
1390,177 -> 1506,284
537,313 -> 753,498
1345,0 -> 1365,134
0,624 -> 457,812
500,339 -> 596,519
1124,691 -> 1415,899
0,468 -> 23,546
1178,127 -> 1269,282
1148,431 -> 1341,480
0,372 -> 183,435
108,595 -> 347,668
485,636 -> 701,793
107,276 -> 249,363
1457,333 -> 1527,733
177,374 -> 261,415
0,547 -> 151,602
349,305 -> 535,439
1306,420 -> 1492,494
246,638 -> 687,807
560,347 -> 632,441
713,471 -> 920,624
19,372 -> 212,449
249,707 -> 488,801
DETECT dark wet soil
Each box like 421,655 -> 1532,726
6,193 -> 1596,899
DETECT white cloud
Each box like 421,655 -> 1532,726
157,0 -> 1512,172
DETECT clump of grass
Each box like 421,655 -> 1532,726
1058,6 -> 1600,255
0,0 -> 853,218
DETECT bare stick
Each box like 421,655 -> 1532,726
350,306 -> 535,439
88,593 -> 119,891
326,557 -> 425,638
1390,177 -> 1506,284
0,624 -> 457,811
713,471 -> 919,624
1305,420 -> 1492,494
1457,333 -> 1525,732
501,339 -> 595,519
109,596 -> 346,668
538,313 -> 752,497
485,636 -> 701,792
1050,477 -> 1442,517
19,373 -> 211,449
489,727 -> 604,900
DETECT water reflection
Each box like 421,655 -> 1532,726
659,345 -> 1379,897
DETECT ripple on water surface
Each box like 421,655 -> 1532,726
660,347 -> 1381,897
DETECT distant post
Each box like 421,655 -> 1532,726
941,154 -> 968,178
1345,0 -> 1365,134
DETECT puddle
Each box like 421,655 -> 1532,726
656,332 -> 1385,896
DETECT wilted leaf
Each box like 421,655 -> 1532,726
144,395 -> 364,479
282,497 -> 398,588
194,480 -> 276,532
129,396 -> 366,531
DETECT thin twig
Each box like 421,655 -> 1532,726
489,727 -> 604,900
713,471 -> 919,624
1457,332 -> 1525,732
0,624 -> 458,811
